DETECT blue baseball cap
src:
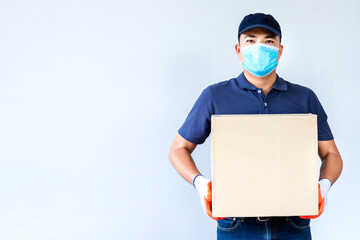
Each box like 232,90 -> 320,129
238,13 -> 282,38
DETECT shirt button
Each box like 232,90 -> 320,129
264,102 -> 267,107
257,89 -> 261,93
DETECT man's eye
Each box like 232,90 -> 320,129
246,40 -> 254,43
266,40 -> 274,43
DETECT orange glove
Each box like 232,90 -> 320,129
204,181 -> 226,221
194,175 -> 226,221
300,179 -> 331,219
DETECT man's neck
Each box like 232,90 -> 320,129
243,70 -> 277,95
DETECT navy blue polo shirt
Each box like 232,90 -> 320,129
178,71 -> 334,144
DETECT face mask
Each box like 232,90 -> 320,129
240,43 -> 279,77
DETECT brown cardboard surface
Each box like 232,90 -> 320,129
211,114 -> 318,217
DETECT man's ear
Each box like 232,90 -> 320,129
235,42 -> 241,55
279,44 -> 283,56
277,44 -> 284,62
235,42 -> 243,62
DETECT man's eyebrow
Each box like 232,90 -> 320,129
244,34 -> 276,39
265,34 -> 276,39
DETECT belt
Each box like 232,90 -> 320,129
231,216 -> 290,222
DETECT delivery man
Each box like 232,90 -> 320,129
168,13 -> 343,239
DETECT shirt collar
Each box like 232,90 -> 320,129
235,71 -> 288,91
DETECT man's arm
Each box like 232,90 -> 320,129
169,133 -> 200,185
318,139 -> 343,186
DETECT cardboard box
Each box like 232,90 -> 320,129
211,114 -> 319,217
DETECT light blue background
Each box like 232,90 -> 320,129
0,0 -> 358,239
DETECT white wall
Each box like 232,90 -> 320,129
0,0 -> 358,239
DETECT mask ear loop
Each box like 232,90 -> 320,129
237,43 -> 242,54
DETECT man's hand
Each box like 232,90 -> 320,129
194,175 -> 225,221
300,178 -> 331,219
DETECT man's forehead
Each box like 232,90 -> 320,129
241,27 -> 277,37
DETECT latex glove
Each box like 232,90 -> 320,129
300,178 -> 331,219
193,175 -> 225,221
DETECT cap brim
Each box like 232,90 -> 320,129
239,24 -> 281,37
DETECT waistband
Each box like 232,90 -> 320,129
227,216 -> 290,222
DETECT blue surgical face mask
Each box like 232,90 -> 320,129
240,43 -> 279,77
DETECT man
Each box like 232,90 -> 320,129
168,13 -> 343,239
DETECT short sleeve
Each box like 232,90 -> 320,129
178,86 -> 213,144
309,91 -> 334,141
